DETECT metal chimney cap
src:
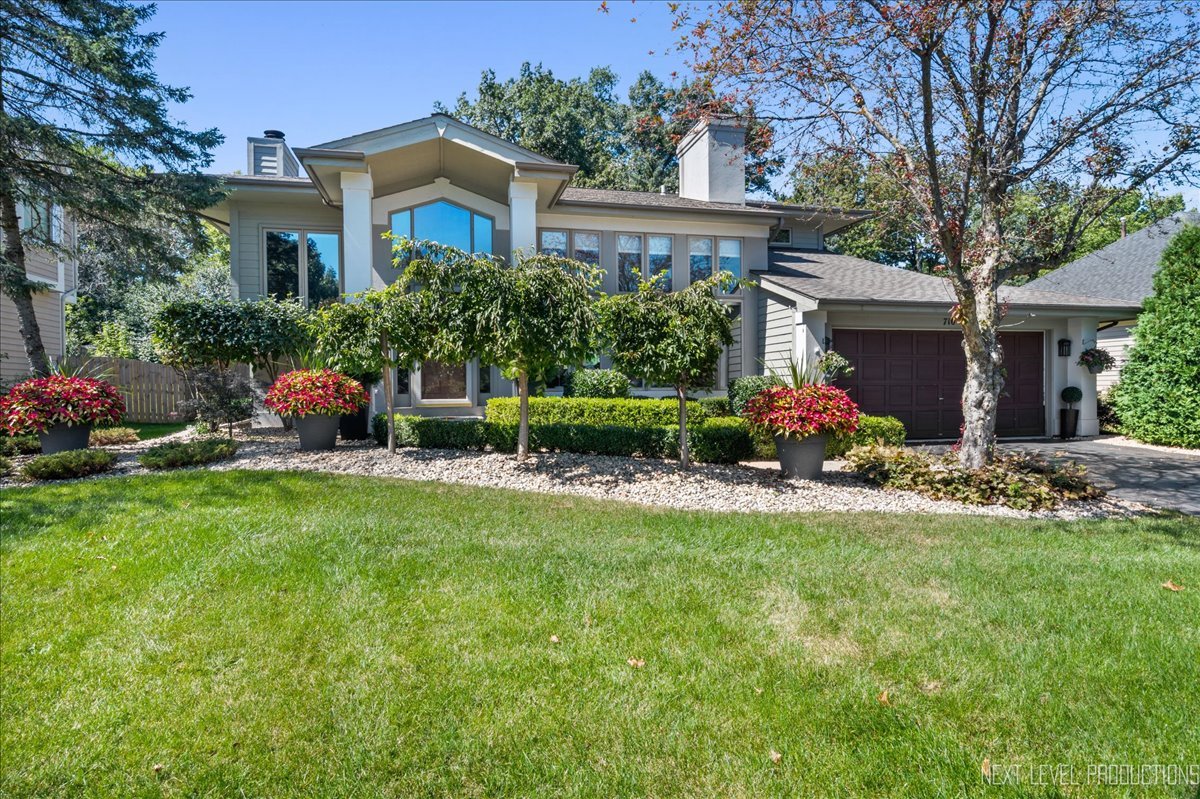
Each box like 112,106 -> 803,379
263,129 -> 285,140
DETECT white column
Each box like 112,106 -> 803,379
341,171 -> 374,294
796,310 -> 828,371
508,179 -> 538,263
1067,316 -> 1100,436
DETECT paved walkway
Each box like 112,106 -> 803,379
994,437 -> 1200,515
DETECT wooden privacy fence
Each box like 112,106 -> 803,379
62,356 -> 191,423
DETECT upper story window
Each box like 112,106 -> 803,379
265,229 -> 341,306
689,236 -> 742,293
769,227 -> 792,246
647,235 -> 672,291
617,234 -> 644,292
718,239 -> 742,294
390,200 -> 494,254
688,237 -> 713,285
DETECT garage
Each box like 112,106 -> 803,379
831,329 -> 1045,440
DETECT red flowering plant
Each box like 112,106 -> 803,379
264,369 -> 368,418
1,375 -> 126,434
743,384 -> 860,440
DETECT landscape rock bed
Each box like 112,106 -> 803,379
2,427 -> 1148,519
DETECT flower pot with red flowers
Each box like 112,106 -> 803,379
0,375 -> 126,454
264,369 -> 368,451
744,384 -> 859,479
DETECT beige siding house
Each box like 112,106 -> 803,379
202,115 -> 1140,439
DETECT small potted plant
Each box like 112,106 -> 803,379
0,375 -> 126,454
265,369 -> 368,451
1077,347 -> 1116,374
1059,386 -> 1083,440
744,383 -> 859,479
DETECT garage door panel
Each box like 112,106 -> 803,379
833,328 -> 1044,439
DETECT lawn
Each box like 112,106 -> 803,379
2,471 -> 1197,798
126,422 -> 189,440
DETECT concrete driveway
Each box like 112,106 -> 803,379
995,437 -> 1200,514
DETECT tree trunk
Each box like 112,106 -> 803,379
956,271 -> 1003,470
517,370 -> 530,461
0,181 -> 51,376
676,384 -> 690,470
382,335 -> 396,454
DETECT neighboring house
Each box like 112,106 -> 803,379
1025,210 -> 1199,392
204,114 -> 1136,439
0,201 -> 76,386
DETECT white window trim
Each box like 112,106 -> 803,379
261,227 -> 344,305
411,358 -> 478,408
769,227 -> 793,247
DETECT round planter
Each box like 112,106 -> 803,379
37,422 -> 92,455
1059,408 -> 1080,440
339,406 -> 370,441
293,414 -> 341,452
775,433 -> 828,480
1087,364 -> 1104,374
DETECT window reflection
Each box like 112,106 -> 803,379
648,235 -> 672,291
689,238 -> 713,285
718,239 -> 742,294
573,232 -> 600,266
266,231 -> 300,301
390,201 -> 493,254
617,234 -> 642,292
306,232 -> 340,306
540,230 -> 567,257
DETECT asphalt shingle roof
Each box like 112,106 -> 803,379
556,187 -> 873,222
1023,211 -> 1199,305
762,249 -> 1141,313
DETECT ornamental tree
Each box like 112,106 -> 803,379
456,251 -> 601,461
674,0 -> 1200,468
599,274 -> 735,469
1114,224 -> 1200,448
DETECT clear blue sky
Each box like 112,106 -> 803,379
147,0 -> 683,175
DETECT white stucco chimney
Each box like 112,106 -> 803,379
676,116 -> 747,205
247,130 -> 299,177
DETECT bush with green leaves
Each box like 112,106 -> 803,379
1061,386 -> 1083,408
181,368 -> 257,438
845,443 -> 1102,510
564,368 -> 631,398
90,426 -> 140,446
1,435 -> 40,456
21,449 -> 116,481
138,438 -> 239,470
687,416 -> 754,464
728,375 -> 779,417
371,414 -> 490,450
487,397 -> 706,428
697,396 -> 731,417
1114,224 -> 1200,448
825,415 -> 907,458
0,455 -> 11,477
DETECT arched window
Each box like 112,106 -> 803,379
389,200 -> 493,254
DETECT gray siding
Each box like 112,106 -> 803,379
727,301 -> 743,381
792,227 -> 820,250
231,199 -> 342,299
757,291 -> 795,375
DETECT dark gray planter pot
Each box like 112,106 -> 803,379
339,407 -> 370,440
1059,408 -> 1080,440
1087,364 -> 1104,374
775,433 -> 827,480
37,423 -> 92,455
293,414 -> 341,452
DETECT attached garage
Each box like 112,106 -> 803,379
831,329 -> 1045,439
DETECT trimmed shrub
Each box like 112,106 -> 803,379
0,454 -> 11,477
1114,224 -> 1200,448
139,438 -> 239,470
0,435 -> 40,456
486,396 -> 705,427
689,417 -> 754,464
371,414 -> 490,450
845,444 -> 1103,511
490,422 -> 675,458
21,449 -> 116,481
697,396 -> 732,417
564,368 -> 631,398
728,375 -> 778,417
90,427 -> 140,447
826,415 -> 907,458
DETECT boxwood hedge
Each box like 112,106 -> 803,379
485,396 -> 706,427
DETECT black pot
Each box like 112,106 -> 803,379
37,423 -> 92,454
1059,408 -> 1080,440
293,414 -> 341,451
339,406 -> 370,440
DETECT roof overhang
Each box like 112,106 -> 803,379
203,175 -> 326,228
293,148 -> 368,205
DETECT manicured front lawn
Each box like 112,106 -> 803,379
2,471 -> 1197,798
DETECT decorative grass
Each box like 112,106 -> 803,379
1,471 -> 1197,797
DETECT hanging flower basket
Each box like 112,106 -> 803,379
265,369 -> 369,451
1,375 -> 125,454
744,384 -> 859,479
1077,347 -> 1116,374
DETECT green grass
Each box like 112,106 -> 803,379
126,422 -> 189,440
2,472 -> 1197,798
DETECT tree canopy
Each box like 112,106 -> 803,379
1,0 -> 224,375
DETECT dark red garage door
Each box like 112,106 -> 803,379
832,329 -> 1045,440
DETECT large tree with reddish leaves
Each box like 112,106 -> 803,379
673,0 -> 1200,467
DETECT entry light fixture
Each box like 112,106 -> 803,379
1057,339 -> 1072,357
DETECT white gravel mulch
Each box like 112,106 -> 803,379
2,427 -> 1146,520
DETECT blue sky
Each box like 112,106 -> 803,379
148,0 -> 682,175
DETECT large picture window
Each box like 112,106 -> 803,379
265,229 -> 341,306
390,200 -> 494,254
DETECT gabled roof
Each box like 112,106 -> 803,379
762,249 -> 1141,314
310,113 -> 571,167
1024,211 -> 1199,305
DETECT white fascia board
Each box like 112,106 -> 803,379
536,210 -> 767,238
